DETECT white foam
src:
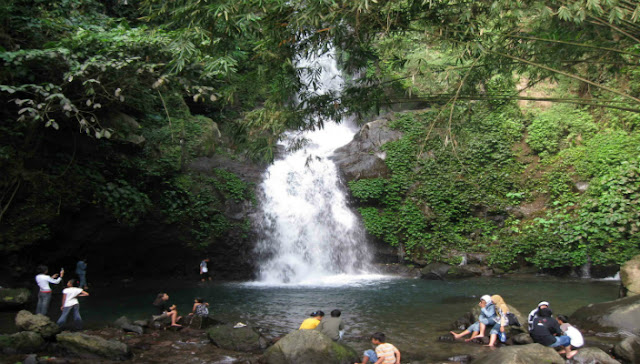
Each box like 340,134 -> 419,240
243,274 -> 397,288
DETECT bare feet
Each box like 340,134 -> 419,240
171,324 -> 182,327
450,331 -> 465,340
465,335 -> 482,342
566,350 -> 577,359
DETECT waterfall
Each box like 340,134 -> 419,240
253,49 -> 375,285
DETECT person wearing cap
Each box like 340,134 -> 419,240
557,314 -> 583,358
450,295 -> 499,341
299,310 -> 324,330
527,300 -> 550,331
530,307 -> 574,357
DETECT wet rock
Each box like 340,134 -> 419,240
0,288 -> 30,309
621,255 -> 640,297
0,331 -> 45,353
420,263 -> 451,280
571,295 -> 640,333
133,319 -> 148,327
23,354 -> 37,364
113,316 -> 143,334
613,335 -> 640,363
447,264 -> 490,279
56,332 -> 131,360
207,324 -> 267,352
571,347 -> 620,364
512,333 -> 533,345
15,310 -> 60,339
333,117 -> 403,181
187,315 -> 220,330
263,329 -> 359,364
448,354 -> 472,363
471,343 -> 564,364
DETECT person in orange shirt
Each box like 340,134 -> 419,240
299,310 -> 324,329
356,332 -> 401,364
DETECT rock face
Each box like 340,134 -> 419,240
420,263 -> 452,280
56,332 -> 131,360
621,255 -> 640,297
571,347 -> 621,364
471,343 -> 564,364
15,310 -> 59,339
613,335 -> 640,363
207,324 -> 267,352
571,295 -> 640,333
0,331 -> 45,353
332,117 -> 403,182
263,329 -> 359,364
446,264 -> 491,278
0,288 -> 30,309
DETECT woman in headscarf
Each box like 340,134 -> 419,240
450,295 -> 499,341
485,294 -> 511,347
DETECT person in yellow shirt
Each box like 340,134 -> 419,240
299,310 -> 324,329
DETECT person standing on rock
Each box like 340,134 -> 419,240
530,307 -> 576,358
75,258 -> 88,290
35,265 -> 64,315
316,309 -> 344,341
299,310 -> 324,329
56,278 -> 89,330
200,258 -> 212,282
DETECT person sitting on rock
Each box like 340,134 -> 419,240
56,279 -> 89,330
450,295 -> 498,342
485,294 -> 511,347
557,314 -> 583,356
530,307 -> 576,358
299,310 -> 324,330
527,300 -> 550,331
316,309 -> 344,341
355,332 -> 401,364
152,293 -> 181,327
189,297 -> 209,317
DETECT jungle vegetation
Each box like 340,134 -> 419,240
1,0 -> 639,274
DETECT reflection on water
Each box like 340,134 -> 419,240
3,276 -> 618,361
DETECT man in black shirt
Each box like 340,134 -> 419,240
530,307 -> 575,357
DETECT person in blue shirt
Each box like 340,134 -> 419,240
450,295 -> 499,341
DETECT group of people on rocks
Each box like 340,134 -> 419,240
298,310 -> 401,364
450,295 -> 583,359
152,293 -> 210,328
34,260 -> 90,329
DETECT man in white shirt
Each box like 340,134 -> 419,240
35,265 -> 64,315
56,279 -> 89,329
200,258 -> 212,282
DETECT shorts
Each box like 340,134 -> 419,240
200,271 -> 210,279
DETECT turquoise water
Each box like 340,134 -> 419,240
4,275 -> 619,361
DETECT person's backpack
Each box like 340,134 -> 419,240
506,312 -> 521,327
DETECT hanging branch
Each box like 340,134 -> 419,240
489,50 -> 640,105
157,89 -> 174,142
0,179 -> 21,223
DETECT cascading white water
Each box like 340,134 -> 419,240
253,50 -> 376,285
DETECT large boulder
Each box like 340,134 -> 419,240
471,343 -> 564,364
263,329 -> 359,364
15,310 -> 59,339
332,117 -> 403,181
621,255 -> 640,297
207,324 -> 267,352
0,331 -> 45,353
113,316 -> 143,335
420,263 -> 451,280
56,332 -> 131,361
0,288 -> 30,309
571,295 -> 640,334
613,335 -> 640,363
571,347 -> 620,364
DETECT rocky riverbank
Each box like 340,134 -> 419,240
3,288 -> 640,364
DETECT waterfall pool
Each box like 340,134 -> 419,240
7,274 -> 619,361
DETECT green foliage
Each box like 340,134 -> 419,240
96,180 -> 152,226
527,105 -> 597,157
